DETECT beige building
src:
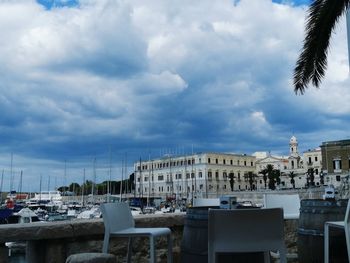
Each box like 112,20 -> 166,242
320,139 -> 350,186
134,152 -> 256,200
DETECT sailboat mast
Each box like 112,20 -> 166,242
81,168 -> 85,206
92,158 -> 96,198
18,170 -> 23,195
107,148 -> 112,203
119,158 -> 123,202
0,169 -> 4,204
9,153 -> 13,191
147,153 -> 151,207
39,175 -> 42,202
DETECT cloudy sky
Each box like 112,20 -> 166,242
1,0 -> 349,192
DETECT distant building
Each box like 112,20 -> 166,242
303,147 -> 323,186
255,136 -> 323,189
134,152 -> 256,199
320,139 -> 350,185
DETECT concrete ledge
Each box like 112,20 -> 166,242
0,213 -> 186,243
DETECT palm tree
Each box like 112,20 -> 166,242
294,0 -> 350,94
289,171 -> 296,189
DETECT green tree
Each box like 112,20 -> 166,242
307,168 -> 315,187
294,0 -> 349,94
69,183 -> 80,194
289,171 -> 296,189
259,169 -> 268,189
229,173 -> 235,191
245,172 -> 257,191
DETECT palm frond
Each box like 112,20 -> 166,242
294,0 -> 350,94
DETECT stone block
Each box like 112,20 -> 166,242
65,253 -> 116,263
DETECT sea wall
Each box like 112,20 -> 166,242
0,213 -> 298,263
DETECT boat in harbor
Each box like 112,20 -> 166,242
7,208 -> 41,224
76,205 -> 101,219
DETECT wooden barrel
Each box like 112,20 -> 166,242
181,207 -> 213,263
298,199 -> 348,263
181,207 -> 264,263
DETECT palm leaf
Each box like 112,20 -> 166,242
294,0 -> 350,94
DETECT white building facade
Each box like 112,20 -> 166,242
134,152 -> 256,200
255,136 -> 323,189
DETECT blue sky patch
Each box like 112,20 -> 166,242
37,0 -> 79,10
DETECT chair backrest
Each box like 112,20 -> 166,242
345,198 -> 350,231
193,198 -> 220,207
208,208 -> 284,253
263,193 -> 300,219
100,202 -> 135,233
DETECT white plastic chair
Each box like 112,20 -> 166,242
193,198 -> 220,207
208,208 -> 287,263
263,193 -> 300,219
100,202 -> 173,263
324,199 -> 350,263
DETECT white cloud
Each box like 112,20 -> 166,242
1,0 -> 350,190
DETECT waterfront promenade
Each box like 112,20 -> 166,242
0,189 -> 326,262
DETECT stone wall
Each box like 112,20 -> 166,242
0,213 -> 298,263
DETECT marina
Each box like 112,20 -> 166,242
0,187 -> 334,263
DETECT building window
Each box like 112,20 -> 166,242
215,171 -> 219,179
186,173 -> 190,179
191,173 -> 195,178
336,175 -> 341,181
144,177 -> 148,182
223,159 -> 226,164
251,161 -> 253,166
333,159 -> 342,171
208,158 -> 211,164
208,172 -> 212,179
200,184 -> 203,190
237,160 -> 240,165
315,156 -> 318,162
230,160 -> 233,165
158,175 -> 164,181
216,159 -> 218,164
199,172 -> 203,178
244,161 -> 247,166
199,158 -> 202,163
